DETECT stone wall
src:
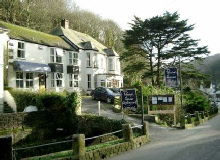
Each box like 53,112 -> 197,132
0,112 -> 26,129
185,110 -> 218,129
85,135 -> 149,160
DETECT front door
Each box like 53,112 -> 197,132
39,74 -> 46,91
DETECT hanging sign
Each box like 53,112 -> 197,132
164,68 -> 178,88
120,89 -> 138,109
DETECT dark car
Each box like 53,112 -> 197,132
91,87 -> 120,103
109,88 -> 120,94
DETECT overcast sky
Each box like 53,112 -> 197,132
74,0 -> 220,55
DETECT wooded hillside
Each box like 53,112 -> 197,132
194,54 -> 220,89
0,0 -> 125,53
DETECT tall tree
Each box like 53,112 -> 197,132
123,12 -> 209,86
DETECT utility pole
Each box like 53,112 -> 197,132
179,55 -> 185,129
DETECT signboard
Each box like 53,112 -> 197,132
120,89 -> 138,109
147,94 -> 176,126
164,68 -> 178,88
148,95 -> 175,105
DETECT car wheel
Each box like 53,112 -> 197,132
92,94 -> 95,100
106,97 -> 112,103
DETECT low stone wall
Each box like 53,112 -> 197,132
0,112 -> 26,129
85,135 -> 148,160
128,114 -> 158,123
77,122 -> 149,160
185,112 -> 218,129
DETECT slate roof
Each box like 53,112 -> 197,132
103,48 -> 119,56
0,20 -> 75,51
50,26 -> 118,55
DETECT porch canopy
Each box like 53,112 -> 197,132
13,61 -> 51,73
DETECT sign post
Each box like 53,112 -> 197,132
164,68 -> 178,88
120,89 -> 138,109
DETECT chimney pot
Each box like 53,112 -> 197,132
61,19 -> 69,29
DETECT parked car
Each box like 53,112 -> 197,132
109,88 -> 120,94
91,87 -> 120,103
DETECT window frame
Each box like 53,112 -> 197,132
101,80 -> 105,87
87,74 -> 91,89
93,53 -> 98,68
50,48 -> 62,63
87,52 -> 91,67
109,58 -> 114,70
26,73 -> 34,88
51,72 -> 63,87
16,72 -> 24,88
17,42 -> 25,58
74,74 -> 79,87
69,51 -> 78,66
16,72 -> 34,88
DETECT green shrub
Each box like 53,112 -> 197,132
76,115 -> 126,137
10,90 -> 81,113
36,91 -> 66,110
184,90 -> 210,113
10,90 -> 39,112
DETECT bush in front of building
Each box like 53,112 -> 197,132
10,90 -> 39,112
9,90 -> 81,114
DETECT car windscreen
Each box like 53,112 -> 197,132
106,88 -> 114,94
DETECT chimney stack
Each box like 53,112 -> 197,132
61,19 -> 69,29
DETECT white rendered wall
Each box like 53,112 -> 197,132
7,39 -> 80,92
0,32 -> 9,112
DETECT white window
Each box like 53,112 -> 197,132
109,58 -> 114,70
50,48 -> 62,63
93,53 -> 98,68
74,74 -> 79,87
87,74 -> 91,89
101,80 -> 105,87
16,72 -> 24,88
51,73 -> 55,87
69,74 -> 73,87
107,80 -> 112,88
26,73 -> 33,88
56,73 -> 63,87
116,58 -> 120,71
51,72 -> 63,87
69,74 -> 79,87
69,52 -> 78,65
16,72 -> 33,88
17,42 -> 25,58
100,58 -> 104,69
87,52 -> 91,67
94,75 -> 97,88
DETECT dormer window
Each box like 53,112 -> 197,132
50,48 -> 62,63
17,42 -> 25,58
69,52 -> 78,65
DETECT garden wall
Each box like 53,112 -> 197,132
84,135 -> 149,160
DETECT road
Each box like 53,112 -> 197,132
82,97 -> 220,160
108,114 -> 220,160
